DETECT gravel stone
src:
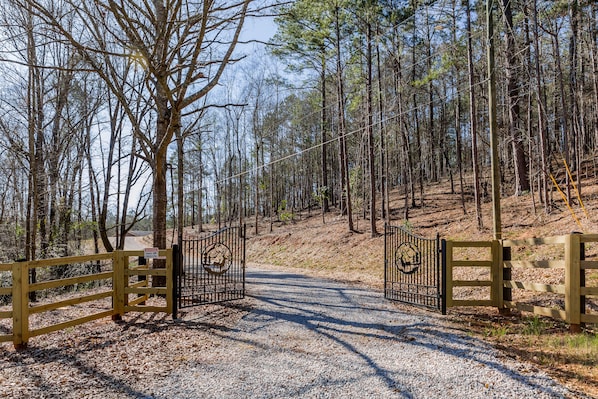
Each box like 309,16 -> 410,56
0,265 -> 588,398
153,266 -> 581,399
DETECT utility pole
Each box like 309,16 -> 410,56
487,0 -> 502,240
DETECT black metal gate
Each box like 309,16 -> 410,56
384,224 -> 445,314
175,225 -> 245,313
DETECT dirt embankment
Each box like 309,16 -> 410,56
240,178 -> 598,397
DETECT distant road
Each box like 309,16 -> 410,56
108,236 -> 148,251
123,236 -> 147,250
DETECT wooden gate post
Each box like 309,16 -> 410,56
12,261 -> 29,349
165,248 -> 173,316
445,240 -> 454,309
499,244 -> 511,315
172,245 -> 179,319
112,251 -> 125,321
441,239 -> 447,315
565,233 -> 582,333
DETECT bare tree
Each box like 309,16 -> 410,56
25,0 -> 252,259
465,0 -> 483,230
502,0 -> 530,196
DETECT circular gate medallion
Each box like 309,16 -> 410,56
394,242 -> 422,275
201,243 -> 233,275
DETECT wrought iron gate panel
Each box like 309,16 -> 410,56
384,224 -> 445,313
177,225 -> 245,309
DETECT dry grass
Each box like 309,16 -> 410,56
449,308 -> 598,398
241,174 -> 598,397
245,177 -> 598,287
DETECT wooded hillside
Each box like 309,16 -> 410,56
0,0 -> 596,263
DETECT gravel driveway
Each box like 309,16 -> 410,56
0,265 -> 585,398
154,265 -> 580,399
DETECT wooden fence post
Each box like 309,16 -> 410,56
499,244 -> 511,315
112,251 -> 124,321
565,233 -> 582,333
580,237 -> 586,329
440,239 -> 447,315
574,232 -> 586,329
172,245 -> 180,319
491,240 -> 503,311
12,261 -> 29,349
165,248 -> 172,315
445,240 -> 453,309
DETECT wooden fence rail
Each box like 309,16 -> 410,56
444,240 -> 500,309
0,263 -> 12,344
580,234 -> 598,327
445,233 -> 598,331
0,249 -> 173,349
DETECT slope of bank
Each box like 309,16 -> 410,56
243,179 -> 598,397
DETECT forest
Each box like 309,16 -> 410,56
0,0 -> 596,263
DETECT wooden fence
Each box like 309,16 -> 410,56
445,233 -> 598,331
0,249 -> 173,349
444,240 -> 501,309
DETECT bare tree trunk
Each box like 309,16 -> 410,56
198,147 -> 204,233
393,50 -> 411,221
236,114 -> 244,229
502,0 -> 530,196
376,40 -> 389,223
25,8 -> 37,263
411,23 -> 424,209
47,63 -> 73,251
151,85 -> 172,286
466,0 -> 483,230
551,27 -> 572,203
85,122 -> 100,255
25,6 -> 48,299
425,6 -> 437,184
254,140 -> 260,236
568,0 -> 581,196
320,53 -> 330,214
590,3 -> 598,158
268,162 -> 273,232
451,0 -> 466,215
366,22 -> 377,237
335,6 -> 353,232
523,10 -> 538,215
176,127 -> 184,245
532,0 -> 550,213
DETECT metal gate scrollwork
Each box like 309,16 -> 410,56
395,242 -> 422,275
175,225 -> 245,314
202,242 -> 233,275
384,224 -> 446,314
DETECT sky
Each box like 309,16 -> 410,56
241,14 -> 278,45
